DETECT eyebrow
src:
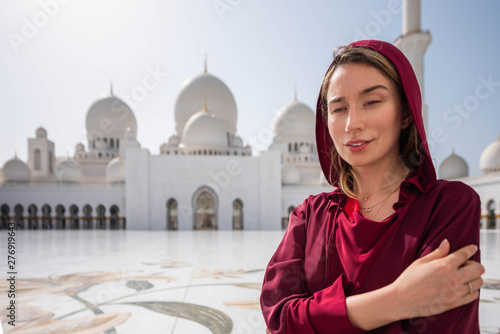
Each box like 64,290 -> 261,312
328,85 -> 389,104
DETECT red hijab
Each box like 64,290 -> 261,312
315,40 -> 436,193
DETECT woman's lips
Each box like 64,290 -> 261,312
345,140 -> 372,152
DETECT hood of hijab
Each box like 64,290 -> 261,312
315,39 -> 436,194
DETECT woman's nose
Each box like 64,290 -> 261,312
345,108 -> 364,133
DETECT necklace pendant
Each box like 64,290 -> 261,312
365,206 -> 372,212
364,197 -> 368,201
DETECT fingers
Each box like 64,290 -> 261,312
420,239 -> 450,263
446,244 -> 479,268
457,261 -> 485,286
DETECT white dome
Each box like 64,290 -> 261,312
282,163 -> 300,185
55,159 -> 81,182
160,142 -> 168,153
86,95 -> 137,139
36,127 -> 47,138
106,157 -> 125,183
439,150 -> 469,179
2,157 -> 31,183
175,72 -> 237,137
272,100 -> 315,139
168,135 -> 179,146
182,110 -> 228,150
231,135 -> 243,147
480,136 -> 500,174
75,143 -> 85,152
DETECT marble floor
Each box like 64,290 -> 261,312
0,230 -> 499,334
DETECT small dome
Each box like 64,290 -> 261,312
2,157 -> 31,183
86,95 -> 137,139
182,109 -> 228,150
272,100 -> 315,140
55,158 -> 81,182
168,135 -> 179,146
36,127 -> 47,139
106,157 -> 125,183
480,136 -> 500,174
175,72 -> 237,137
231,135 -> 243,147
282,163 -> 300,185
160,142 -> 168,153
75,143 -> 85,152
439,150 -> 469,179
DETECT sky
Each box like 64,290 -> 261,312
1,0 -> 499,177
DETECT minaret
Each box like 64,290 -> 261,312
393,0 -> 431,131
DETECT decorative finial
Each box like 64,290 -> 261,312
452,147 -> 455,155
202,100 -> 207,112
110,79 -> 114,96
294,86 -> 297,102
204,54 -> 207,73
14,151 -> 18,159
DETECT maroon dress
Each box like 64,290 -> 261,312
260,40 -> 481,333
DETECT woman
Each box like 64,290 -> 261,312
260,40 -> 485,333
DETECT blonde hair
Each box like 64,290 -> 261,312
319,46 -> 420,199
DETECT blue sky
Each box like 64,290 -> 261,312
1,0 -> 499,177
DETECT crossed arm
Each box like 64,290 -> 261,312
346,239 -> 484,331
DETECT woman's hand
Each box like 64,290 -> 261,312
346,239 -> 484,331
390,239 -> 484,320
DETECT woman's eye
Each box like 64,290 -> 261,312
365,100 -> 380,106
331,107 -> 345,113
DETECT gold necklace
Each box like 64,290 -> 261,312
370,190 -> 396,221
360,175 -> 406,202
359,186 -> 399,213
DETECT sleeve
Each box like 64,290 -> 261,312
260,199 -> 365,334
405,182 -> 481,334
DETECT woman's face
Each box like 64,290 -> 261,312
326,63 -> 410,172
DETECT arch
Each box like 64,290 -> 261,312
294,143 -> 298,152
166,198 -> 178,230
83,204 -> 92,229
42,204 -> 52,229
232,199 -> 243,230
55,204 -> 65,229
192,186 -> 218,230
110,205 -> 120,229
204,149 -> 207,155
1,204 -> 10,229
110,138 -> 114,148
98,152 -> 102,158
34,149 -> 41,170
288,143 -> 292,152
14,204 -> 24,229
117,139 -> 120,148
96,205 -> 106,229
69,204 -> 79,229
28,204 -> 38,229
486,199 -> 496,229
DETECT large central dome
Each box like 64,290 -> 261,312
175,72 -> 237,137
86,95 -> 137,139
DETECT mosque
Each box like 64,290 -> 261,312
0,0 -> 499,231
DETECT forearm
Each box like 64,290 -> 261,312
346,282 -> 406,331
